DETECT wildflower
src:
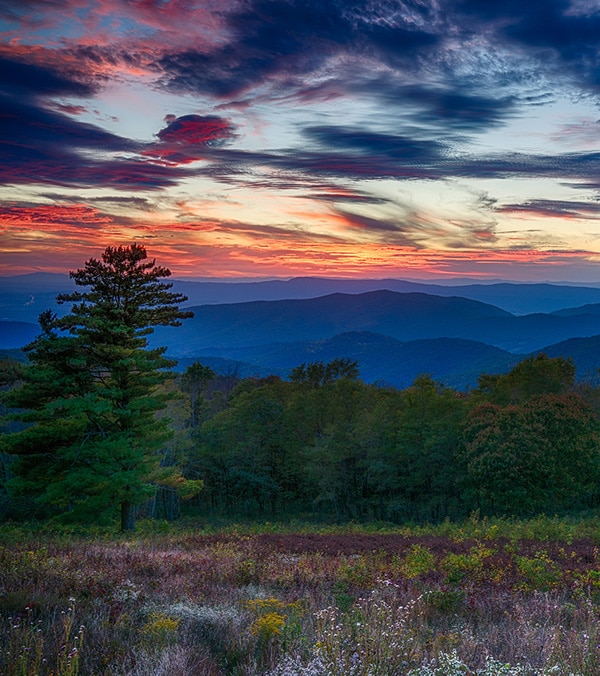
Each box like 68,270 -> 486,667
251,612 -> 286,639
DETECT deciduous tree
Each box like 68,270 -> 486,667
459,394 -> 600,515
289,357 -> 359,387
180,361 -> 216,428
477,353 -> 575,405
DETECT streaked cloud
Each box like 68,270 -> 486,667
2,0 -> 600,280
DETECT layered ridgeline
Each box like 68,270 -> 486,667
4,276 -> 600,389
181,333 -> 518,391
150,290 -> 600,353
5,273 -> 600,321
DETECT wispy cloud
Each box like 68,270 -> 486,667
2,0 -> 600,279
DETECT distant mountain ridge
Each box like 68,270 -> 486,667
188,330 -> 600,390
152,290 -> 600,354
5,273 -> 600,320
194,331 -> 519,390
551,303 -> 600,317
151,290 -> 514,352
4,281 -> 600,390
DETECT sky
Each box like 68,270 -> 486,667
2,0 -> 600,281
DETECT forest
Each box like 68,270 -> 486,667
154,351 -> 600,525
2,244 -> 600,531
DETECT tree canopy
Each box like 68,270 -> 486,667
289,357 -> 359,387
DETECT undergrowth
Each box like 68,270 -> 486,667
2,517 -> 600,674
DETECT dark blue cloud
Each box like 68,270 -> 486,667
456,0 -> 563,21
393,85 -> 515,132
182,124 -> 449,184
176,122 -> 600,189
157,49 -> 260,98
350,79 -> 517,133
0,57 -> 194,190
203,124 -> 600,188
0,122 -> 191,190
452,151 -> 600,181
498,199 -> 600,218
156,0 -> 438,97
0,55 -> 95,98
1,95 -> 138,153
363,23 -> 438,63
456,0 -> 600,88
304,126 -> 446,164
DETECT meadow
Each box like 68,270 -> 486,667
2,516 -> 600,675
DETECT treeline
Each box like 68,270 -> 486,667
3,348 -> 600,525
167,352 -> 600,523
2,244 -> 600,529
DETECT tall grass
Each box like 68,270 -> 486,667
2,518 -> 600,674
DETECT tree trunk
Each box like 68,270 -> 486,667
121,501 -> 136,532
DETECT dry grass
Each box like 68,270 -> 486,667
1,526 -> 600,674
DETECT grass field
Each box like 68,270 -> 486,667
2,517 -> 600,675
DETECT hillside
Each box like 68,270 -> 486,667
0,321 -> 39,349
538,334 -> 600,381
170,278 -> 600,314
152,290 -> 512,353
5,285 -> 600,388
195,331 -> 518,389
152,290 -> 600,354
5,274 -> 600,320
551,303 -> 600,317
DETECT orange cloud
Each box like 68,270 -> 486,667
1,201 -> 598,283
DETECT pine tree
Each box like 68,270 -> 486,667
1,244 -> 200,531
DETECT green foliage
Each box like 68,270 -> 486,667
459,394 -> 600,515
400,544 -> 437,578
289,357 -> 359,387
188,351 -> 600,522
0,358 -> 23,388
386,376 -> 467,521
514,551 -> 563,591
441,544 -> 495,585
179,361 -> 216,427
423,588 -> 466,614
477,353 -> 575,405
1,245 -> 196,531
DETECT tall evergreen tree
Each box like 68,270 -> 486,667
1,244 -> 199,531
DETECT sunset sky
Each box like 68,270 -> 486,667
2,0 -> 600,281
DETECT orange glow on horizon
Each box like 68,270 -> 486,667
1,201 -> 599,282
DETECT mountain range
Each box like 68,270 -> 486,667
5,273 -> 600,321
179,332 -> 600,390
3,275 -> 600,389
149,290 -> 600,354
185,332 -> 519,390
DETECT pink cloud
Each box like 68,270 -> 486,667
144,114 -> 236,165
